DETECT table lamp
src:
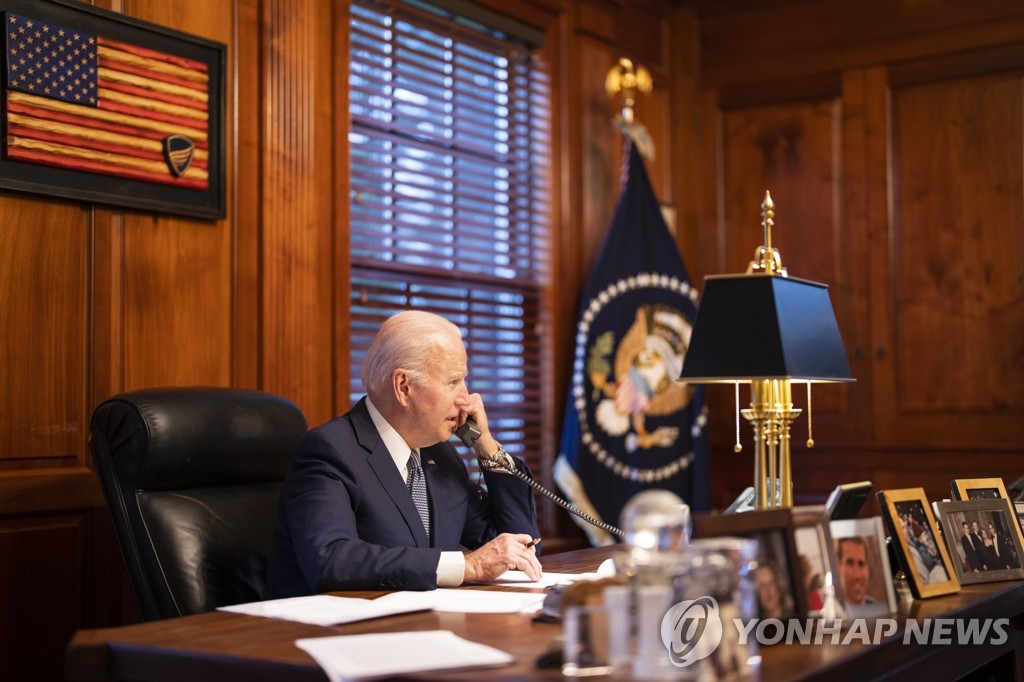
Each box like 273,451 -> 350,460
678,191 -> 854,509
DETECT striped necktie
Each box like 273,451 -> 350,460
406,450 -> 431,542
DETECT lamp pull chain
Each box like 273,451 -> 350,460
806,383 -> 815,448
734,382 -> 743,453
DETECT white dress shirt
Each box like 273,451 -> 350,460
365,397 -> 465,586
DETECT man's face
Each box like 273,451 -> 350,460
972,522 -> 980,535
840,540 -> 869,605
962,523 -> 971,537
989,524 -> 997,538
404,333 -> 469,448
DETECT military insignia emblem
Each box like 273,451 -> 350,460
163,134 -> 195,177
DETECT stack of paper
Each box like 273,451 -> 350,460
485,570 -> 602,588
218,594 -> 426,627
295,630 -> 514,682
373,588 -> 545,614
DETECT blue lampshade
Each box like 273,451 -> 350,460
679,273 -> 854,383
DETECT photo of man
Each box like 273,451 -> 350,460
830,517 -> 896,617
960,521 -> 982,573
837,537 -> 873,606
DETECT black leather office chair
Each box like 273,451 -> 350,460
89,387 -> 307,621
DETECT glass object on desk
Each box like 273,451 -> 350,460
621,489 -> 691,551
610,537 -> 760,680
562,603 -> 615,677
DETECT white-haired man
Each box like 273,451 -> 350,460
266,311 -> 541,596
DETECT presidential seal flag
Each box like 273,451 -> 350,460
555,143 -> 708,545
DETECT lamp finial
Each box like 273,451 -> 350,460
748,189 -> 787,276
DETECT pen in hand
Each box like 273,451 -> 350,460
525,537 -> 541,549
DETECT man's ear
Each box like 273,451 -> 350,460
393,369 -> 412,406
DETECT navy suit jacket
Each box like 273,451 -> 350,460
265,398 -> 539,597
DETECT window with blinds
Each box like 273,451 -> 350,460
348,0 -> 551,478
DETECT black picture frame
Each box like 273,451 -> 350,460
0,0 -> 225,218
935,498 -> 1024,586
692,508 -> 808,619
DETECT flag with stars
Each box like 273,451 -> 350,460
3,12 -> 208,189
554,143 -> 709,545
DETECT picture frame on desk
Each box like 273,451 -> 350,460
951,477 -> 1024,553
1015,502 -> 1024,540
692,508 -> 808,619
830,516 -> 897,617
876,488 -> 960,599
950,477 -> 1011,502
934,498 -> 1024,586
790,506 -> 842,616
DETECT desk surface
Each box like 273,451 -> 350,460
67,546 -> 1024,682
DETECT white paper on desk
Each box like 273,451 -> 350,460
485,570 -> 602,589
295,630 -> 514,682
374,588 -> 545,614
217,594 -> 427,627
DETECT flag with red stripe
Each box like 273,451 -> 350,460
3,12 -> 208,190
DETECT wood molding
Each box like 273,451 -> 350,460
259,0 -> 336,425
0,468 -> 104,515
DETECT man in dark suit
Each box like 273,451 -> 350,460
960,521 -> 982,572
970,521 -> 986,569
265,311 -> 542,597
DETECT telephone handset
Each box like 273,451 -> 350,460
455,418 -> 625,539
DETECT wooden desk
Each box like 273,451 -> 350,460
67,546 -> 1024,681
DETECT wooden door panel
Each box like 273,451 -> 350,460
885,72 -> 1024,444
0,197 -> 88,464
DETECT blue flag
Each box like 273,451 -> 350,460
555,143 -> 709,545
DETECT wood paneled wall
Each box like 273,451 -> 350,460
2,0 -> 1022,678
672,0 -> 1024,511
0,0 -> 672,678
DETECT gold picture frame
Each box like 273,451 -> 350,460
876,487 -> 960,599
950,477 -> 1010,502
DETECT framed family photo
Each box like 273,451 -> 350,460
829,516 -> 897,617
790,506 -> 842,616
693,508 -> 808,619
876,488 -> 960,599
934,498 -> 1024,586
951,477 -> 1024,557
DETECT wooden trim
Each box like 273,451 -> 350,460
232,0 -> 262,390
0,468 -> 105,515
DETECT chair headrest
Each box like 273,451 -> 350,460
90,387 -> 307,490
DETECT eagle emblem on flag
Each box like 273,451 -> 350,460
590,304 -> 695,452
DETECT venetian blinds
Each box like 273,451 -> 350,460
348,0 -> 551,474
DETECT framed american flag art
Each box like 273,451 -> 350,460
1,0 -> 224,218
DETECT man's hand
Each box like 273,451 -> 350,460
464,533 -> 542,583
456,392 -> 500,457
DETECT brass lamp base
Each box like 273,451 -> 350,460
742,378 -> 801,509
